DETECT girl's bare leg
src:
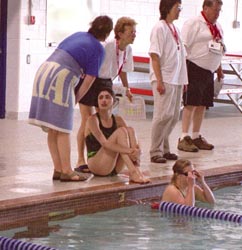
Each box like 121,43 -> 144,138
126,127 -> 141,165
88,127 -> 149,183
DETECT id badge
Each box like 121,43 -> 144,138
208,40 -> 223,55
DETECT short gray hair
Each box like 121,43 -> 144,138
202,0 -> 223,8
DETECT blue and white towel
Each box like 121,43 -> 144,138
29,49 -> 82,133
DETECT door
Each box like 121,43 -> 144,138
0,0 -> 7,118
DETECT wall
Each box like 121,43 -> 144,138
6,0 -> 50,119
5,0 -> 242,119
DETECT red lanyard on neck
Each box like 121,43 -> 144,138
116,39 -> 126,76
165,21 -> 180,50
201,11 -> 222,40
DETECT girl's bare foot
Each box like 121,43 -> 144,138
129,169 -> 150,184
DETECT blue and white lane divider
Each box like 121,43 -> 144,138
158,201 -> 242,224
0,236 -> 57,250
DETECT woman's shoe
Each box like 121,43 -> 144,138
52,170 -> 61,180
74,164 -> 91,173
60,171 -> 92,182
163,152 -> 178,160
150,155 -> 167,163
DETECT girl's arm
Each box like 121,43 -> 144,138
194,170 -> 215,205
184,173 -> 196,206
86,115 -> 134,155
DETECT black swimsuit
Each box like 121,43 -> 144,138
85,113 -> 117,158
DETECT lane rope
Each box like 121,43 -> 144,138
151,201 -> 242,224
0,236 -> 57,250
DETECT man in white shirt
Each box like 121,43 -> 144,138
178,0 -> 225,152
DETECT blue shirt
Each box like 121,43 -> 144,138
58,32 -> 104,76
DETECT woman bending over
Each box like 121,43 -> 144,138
162,159 -> 215,206
84,87 -> 150,184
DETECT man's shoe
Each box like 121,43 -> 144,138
193,136 -> 214,150
163,152 -> 178,160
177,136 -> 199,152
151,155 -> 167,163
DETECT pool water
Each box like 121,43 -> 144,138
1,185 -> 242,250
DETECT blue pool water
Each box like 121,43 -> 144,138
1,185 -> 242,250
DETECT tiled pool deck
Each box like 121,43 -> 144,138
0,104 -> 242,230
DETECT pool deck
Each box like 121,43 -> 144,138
0,103 -> 242,229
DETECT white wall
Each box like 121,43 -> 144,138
5,0 -> 242,119
6,0 -> 51,119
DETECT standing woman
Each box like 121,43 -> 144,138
149,0 -> 188,164
29,16 -> 113,181
85,88 -> 150,184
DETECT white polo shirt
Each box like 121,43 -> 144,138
181,14 -> 224,73
98,39 -> 134,79
149,20 -> 188,85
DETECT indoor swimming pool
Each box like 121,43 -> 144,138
1,185 -> 242,250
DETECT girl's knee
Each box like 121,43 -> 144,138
116,126 -> 128,135
115,127 -> 129,142
126,126 -> 135,134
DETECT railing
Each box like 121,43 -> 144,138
132,54 -> 242,113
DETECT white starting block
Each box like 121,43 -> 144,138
215,88 -> 242,113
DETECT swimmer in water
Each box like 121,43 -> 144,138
162,159 -> 215,206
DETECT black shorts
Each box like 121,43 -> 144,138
183,60 -> 214,107
76,78 -> 112,107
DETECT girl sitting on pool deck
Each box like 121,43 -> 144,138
83,87 -> 150,184
162,159 -> 215,206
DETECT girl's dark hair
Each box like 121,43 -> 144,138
95,87 -> 115,107
97,87 -> 115,98
88,15 -> 113,40
159,0 -> 181,20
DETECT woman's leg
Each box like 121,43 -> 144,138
47,129 -> 62,173
126,126 -> 141,165
48,129 -> 86,181
76,104 -> 95,167
56,131 -> 72,175
88,127 -> 149,183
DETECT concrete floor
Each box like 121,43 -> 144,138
0,102 -> 242,204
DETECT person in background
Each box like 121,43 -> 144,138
29,16 -> 113,182
75,17 -> 137,173
177,0 -> 225,152
84,87 -> 150,184
149,0 -> 188,164
162,159 -> 215,206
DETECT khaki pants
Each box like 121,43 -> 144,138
150,82 -> 183,158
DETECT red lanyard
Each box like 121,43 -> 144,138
166,21 -> 180,50
201,11 -> 222,40
116,39 -> 126,76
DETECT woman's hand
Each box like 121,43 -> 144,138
128,147 -> 141,162
192,170 -> 205,184
187,171 -> 196,187
157,81 -> 165,95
